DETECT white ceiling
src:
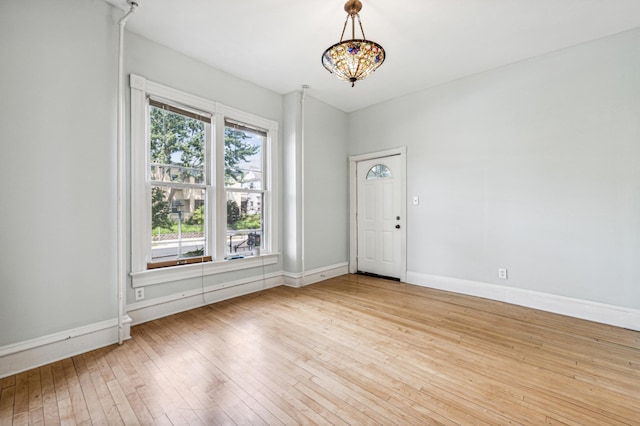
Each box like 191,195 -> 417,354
105,0 -> 640,112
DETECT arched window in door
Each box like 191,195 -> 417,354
366,164 -> 392,180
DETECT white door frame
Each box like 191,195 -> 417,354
349,146 -> 407,282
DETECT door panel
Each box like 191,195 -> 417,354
356,155 -> 402,278
382,182 -> 393,219
364,230 -> 375,261
382,231 -> 393,262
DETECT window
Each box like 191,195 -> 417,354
224,120 -> 266,257
130,75 -> 278,285
148,100 -> 210,268
366,164 -> 392,179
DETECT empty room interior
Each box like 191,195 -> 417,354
1,0 -> 639,424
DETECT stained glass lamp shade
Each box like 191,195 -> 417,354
322,0 -> 385,87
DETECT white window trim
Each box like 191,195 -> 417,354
130,74 -> 279,287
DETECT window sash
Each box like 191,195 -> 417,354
224,118 -> 267,137
150,181 -> 208,190
225,187 -> 264,194
223,124 -> 265,190
147,98 -> 211,269
149,98 -> 211,123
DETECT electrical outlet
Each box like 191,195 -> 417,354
498,268 -> 508,280
135,287 -> 145,301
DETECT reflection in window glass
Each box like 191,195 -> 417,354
366,164 -> 392,179
224,124 -> 263,189
150,186 -> 206,262
150,105 -> 205,184
225,192 -> 263,256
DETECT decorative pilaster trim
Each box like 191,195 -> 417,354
283,262 -> 349,288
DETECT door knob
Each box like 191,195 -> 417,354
395,224 -> 401,229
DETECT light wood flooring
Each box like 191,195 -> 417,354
1,274 -> 639,425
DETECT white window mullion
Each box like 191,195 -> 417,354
205,122 -> 215,261
214,113 -> 227,261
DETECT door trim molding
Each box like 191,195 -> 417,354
349,147 -> 407,282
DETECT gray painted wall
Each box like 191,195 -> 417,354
303,96 -> 349,271
125,33 -> 283,125
0,0 -> 118,346
349,29 -> 640,309
282,93 -> 350,274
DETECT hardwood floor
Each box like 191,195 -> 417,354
1,274 -> 639,425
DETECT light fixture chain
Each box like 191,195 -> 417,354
357,14 -> 366,39
339,15 -> 349,42
351,14 -> 356,39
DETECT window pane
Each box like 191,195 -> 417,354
225,191 -> 263,256
150,105 -> 205,184
224,125 -> 263,189
151,185 -> 206,262
366,164 -> 392,179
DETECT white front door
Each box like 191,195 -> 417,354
356,155 -> 403,279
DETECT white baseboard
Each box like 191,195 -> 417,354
0,263 -> 347,379
127,272 -> 283,325
283,262 -> 349,288
0,316 -> 132,379
407,272 -> 640,331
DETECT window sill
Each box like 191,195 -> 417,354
130,253 -> 279,288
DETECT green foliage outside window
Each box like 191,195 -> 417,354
227,200 -> 241,227
186,205 -> 204,225
152,223 -> 205,237
227,199 -> 260,230
224,128 -> 259,185
151,187 -> 173,230
234,214 -> 261,230
150,107 -> 204,179
149,104 -> 264,255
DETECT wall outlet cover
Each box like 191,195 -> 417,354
135,287 -> 145,301
498,268 -> 508,280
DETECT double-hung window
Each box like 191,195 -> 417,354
130,75 -> 278,286
148,100 -> 211,268
224,120 -> 267,258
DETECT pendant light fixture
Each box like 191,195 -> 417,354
321,0 -> 385,87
